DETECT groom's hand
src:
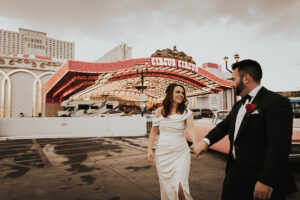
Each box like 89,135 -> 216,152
191,140 -> 208,156
253,181 -> 273,200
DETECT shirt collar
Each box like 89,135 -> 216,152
248,85 -> 262,100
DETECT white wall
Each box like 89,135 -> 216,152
0,116 -> 147,139
196,96 -> 209,109
209,94 -> 219,110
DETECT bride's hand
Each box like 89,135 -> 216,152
191,141 -> 208,156
191,142 -> 200,154
148,150 -> 155,164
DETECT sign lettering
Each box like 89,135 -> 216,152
151,57 -> 199,72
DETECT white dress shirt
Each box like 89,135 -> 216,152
202,85 -> 263,158
231,85 -> 262,158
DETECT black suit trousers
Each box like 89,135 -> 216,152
222,161 -> 285,200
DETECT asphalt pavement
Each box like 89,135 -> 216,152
0,137 -> 299,200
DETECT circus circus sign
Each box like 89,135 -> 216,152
150,45 -> 199,72
150,57 -> 199,72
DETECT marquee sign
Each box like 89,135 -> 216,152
150,45 -> 199,72
150,57 -> 199,72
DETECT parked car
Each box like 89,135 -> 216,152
212,110 -> 230,125
98,110 -> 123,117
121,110 -> 153,117
57,100 -> 119,117
290,98 -> 300,118
200,108 -> 214,118
191,108 -> 202,119
185,110 -> 300,160
293,111 -> 300,118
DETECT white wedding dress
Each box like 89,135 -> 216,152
153,109 -> 193,200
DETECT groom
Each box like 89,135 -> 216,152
194,59 -> 298,200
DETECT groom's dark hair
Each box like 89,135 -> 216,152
232,59 -> 263,83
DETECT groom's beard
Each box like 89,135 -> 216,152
234,81 -> 244,96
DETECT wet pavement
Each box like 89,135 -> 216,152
0,137 -> 299,200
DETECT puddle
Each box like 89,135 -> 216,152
80,175 -> 95,185
114,138 -> 147,149
125,165 -> 152,172
66,164 -> 101,173
4,165 -> 30,178
51,139 -> 122,173
1,140 -> 43,178
60,186 -> 72,190
109,197 -> 120,200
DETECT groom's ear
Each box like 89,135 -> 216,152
243,73 -> 251,84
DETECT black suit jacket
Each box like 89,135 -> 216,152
205,87 -> 298,195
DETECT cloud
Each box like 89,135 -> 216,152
0,0 -> 299,40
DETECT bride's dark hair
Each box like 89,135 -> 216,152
162,83 -> 187,117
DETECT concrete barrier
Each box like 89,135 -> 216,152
0,116 -> 147,139
294,118 -> 300,128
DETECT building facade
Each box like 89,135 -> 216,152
45,46 -> 234,116
0,55 -> 63,117
188,90 -> 234,111
95,43 -> 132,63
0,28 -> 74,60
188,62 -> 234,111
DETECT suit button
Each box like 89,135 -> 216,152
235,145 -> 239,149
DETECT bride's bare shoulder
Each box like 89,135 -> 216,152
155,107 -> 163,118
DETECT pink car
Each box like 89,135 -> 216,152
185,111 -> 300,159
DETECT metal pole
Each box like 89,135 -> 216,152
225,61 -> 232,73
141,70 -> 144,117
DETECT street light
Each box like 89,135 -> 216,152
224,53 -> 240,104
223,53 -> 240,73
234,53 -> 240,63
223,56 -> 231,73
135,60 -> 149,117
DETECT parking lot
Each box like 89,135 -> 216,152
0,137 -> 299,200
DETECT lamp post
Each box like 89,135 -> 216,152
234,53 -> 240,63
135,60 -> 149,117
224,53 -> 240,104
224,53 -> 240,73
223,56 -> 231,73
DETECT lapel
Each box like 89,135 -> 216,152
234,87 -> 267,142
229,101 -> 243,142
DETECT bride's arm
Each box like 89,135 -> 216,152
147,107 -> 162,163
186,115 -> 208,155
148,126 -> 159,152
185,115 -> 197,144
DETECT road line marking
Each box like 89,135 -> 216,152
0,162 -> 32,168
51,152 -> 146,168
32,139 -> 52,167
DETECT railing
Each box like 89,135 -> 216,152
146,116 -> 153,135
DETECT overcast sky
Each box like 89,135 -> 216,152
1,0 -> 300,91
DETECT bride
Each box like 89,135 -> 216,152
148,83 -> 200,200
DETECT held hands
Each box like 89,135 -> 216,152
147,149 -> 155,164
191,140 -> 208,157
253,181 -> 273,200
